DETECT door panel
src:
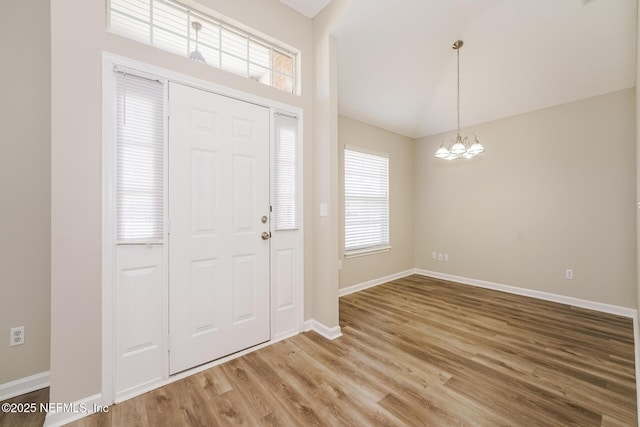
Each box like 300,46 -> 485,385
191,150 -> 218,234
232,254 -> 256,323
232,155 -> 255,232
115,245 -> 164,393
168,82 -> 270,375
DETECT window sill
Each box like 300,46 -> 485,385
344,246 -> 391,259
117,242 -> 164,246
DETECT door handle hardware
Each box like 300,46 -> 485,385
261,232 -> 271,240
261,216 -> 268,224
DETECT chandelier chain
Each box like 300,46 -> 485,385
457,46 -> 460,135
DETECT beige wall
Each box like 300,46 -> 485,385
338,116 -> 415,288
414,89 -> 636,308
310,0 -> 350,327
0,0 -> 51,385
51,0 -> 313,403
636,12 -> 640,325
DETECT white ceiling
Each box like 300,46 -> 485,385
331,0 -> 637,138
278,0 -> 333,18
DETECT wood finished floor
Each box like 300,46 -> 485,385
0,387 -> 48,427
5,275 -> 637,426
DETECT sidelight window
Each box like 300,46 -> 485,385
115,70 -> 165,244
273,113 -> 300,230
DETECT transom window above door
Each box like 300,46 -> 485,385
108,0 -> 298,94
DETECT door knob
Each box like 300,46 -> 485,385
261,232 -> 271,240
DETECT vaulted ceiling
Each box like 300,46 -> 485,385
278,0 -> 333,18
283,0 -> 637,138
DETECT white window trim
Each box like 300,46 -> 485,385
344,145 -> 390,257
344,144 -> 388,158
344,245 -> 392,259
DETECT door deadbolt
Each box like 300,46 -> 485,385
261,231 -> 271,240
261,216 -> 268,224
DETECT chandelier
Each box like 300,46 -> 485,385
435,40 -> 485,160
189,21 -> 206,64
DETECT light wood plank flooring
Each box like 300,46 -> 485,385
0,387 -> 48,427
5,275 -> 638,426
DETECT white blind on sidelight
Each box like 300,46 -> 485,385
115,71 -> 165,244
344,148 -> 389,252
273,114 -> 299,230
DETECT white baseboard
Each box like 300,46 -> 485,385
303,320 -> 342,340
44,393 -> 104,427
415,269 -> 637,318
0,371 -> 50,401
338,269 -> 416,297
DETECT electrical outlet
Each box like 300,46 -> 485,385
438,253 -> 443,261
565,269 -> 574,280
431,251 -> 437,260
444,253 -> 449,262
10,326 -> 24,347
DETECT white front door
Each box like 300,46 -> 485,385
168,82 -> 270,375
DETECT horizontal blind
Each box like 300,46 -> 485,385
273,114 -> 299,230
344,148 -> 389,252
115,71 -> 165,244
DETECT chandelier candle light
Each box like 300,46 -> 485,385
435,40 -> 485,160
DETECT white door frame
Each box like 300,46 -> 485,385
101,52 -> 304,406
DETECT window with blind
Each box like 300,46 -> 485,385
273,114 -> 299,230
115,71 -> 165,244
108,0 -> 297,94
344,147 -> 389,254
